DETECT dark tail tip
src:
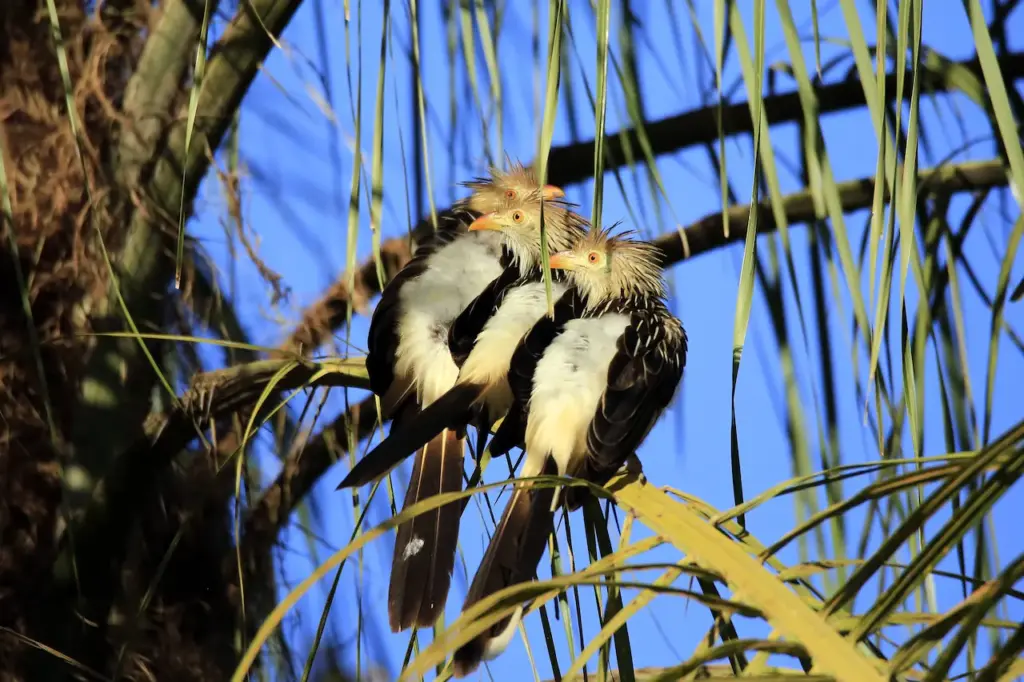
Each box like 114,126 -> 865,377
452,639 -> 486,678
388,606 -> 408,634
387,430 -> 466,632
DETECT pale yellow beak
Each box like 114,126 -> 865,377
542,184 -> 565,200
548,252 -> 571,270
468,213 -> 499,231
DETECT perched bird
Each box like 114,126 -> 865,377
340,201 -> 590,489
353,163 -> 565,634
451,228 -> 687,677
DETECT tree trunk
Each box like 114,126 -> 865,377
0,0 -> 298,678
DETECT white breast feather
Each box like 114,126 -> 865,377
459,281 -> 569,385
525,313 -> 631,476
395,233 -> 504,405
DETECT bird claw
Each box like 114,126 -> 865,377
620,453 -> 645,482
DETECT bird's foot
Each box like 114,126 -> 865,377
621,453 -> 646,483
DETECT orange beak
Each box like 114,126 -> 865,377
548,252 -> 571,270
541,184 -> 565,200
468,213 -> 499,231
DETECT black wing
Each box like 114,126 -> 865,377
447,262 -> 527,368
409,207 -> 477,257
581,305 -> 687,482
365,211 -> 469,398
488,287 -> 586,456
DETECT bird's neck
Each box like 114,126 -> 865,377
462,228 -> 505,262
582,290 -> 659,316
516,260 -> 569,285
499,237 -> 537,272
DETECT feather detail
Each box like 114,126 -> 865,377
354,164 -> 583,635
394,232 -> 504,406
452,456 -> 559,678
337,383 -> 483,489
565,303 -> 686,509
388,429 -> 465,631
449,262 -> 524,368
487,288 -> 588,456
454,231 -> 687,667
366,212 -> 469,397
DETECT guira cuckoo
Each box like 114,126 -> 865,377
451,228 -> 687,677
351,163 -> 565,633
339,200 -> 590,489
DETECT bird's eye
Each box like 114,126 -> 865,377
505,189 -> 517,200
588,252 -> 600,264
512,211 -> 524,223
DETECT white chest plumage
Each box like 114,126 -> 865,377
395,232 -> 505,405
524,312 -> 631,475
458,278 -> 570,422
459,280 -> 569,385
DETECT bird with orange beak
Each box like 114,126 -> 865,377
348,161 -> 566,635
341,197 -> 589,493
451,227 -> 687,677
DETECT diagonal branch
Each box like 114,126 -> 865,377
241,393 -> 381,553
647,160 -> 1008,267
247,158 -> 1010,552
50,353 -> 364,672
282,52 -> 1024,354
55,357 -> 369,602
116,0 -> 212,190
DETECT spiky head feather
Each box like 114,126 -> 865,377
471,197 -> 590,269
456,159 -> 568,215
550,225 -> 666,304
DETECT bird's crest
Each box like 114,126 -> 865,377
456,158 -> 570,215
572,224 -> 666,300
459,158 -> 535,197
470,196 -> 590,269
535,202 -> 591,246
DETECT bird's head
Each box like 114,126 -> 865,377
547,227 -> 666,304
457,159 -> 565,215
467,198 -> 589,269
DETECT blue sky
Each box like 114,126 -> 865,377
190,0 -> 1024,679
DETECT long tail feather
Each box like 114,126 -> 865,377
337,383 -> 482,489
388,429 -> 465,632
452,457 -> 558,678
